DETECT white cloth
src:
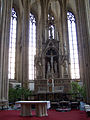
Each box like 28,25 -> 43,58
47,101 -> 50,109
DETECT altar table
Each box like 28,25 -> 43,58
15,101 -> 50,117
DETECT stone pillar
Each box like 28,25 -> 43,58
56,1 -> 63,78
42,58 -> 45,79
41,0 -> 48,43
36,20 -> 42,56
62,0 -> 67,55
40,1 -> 48,79
76,0 -> 90,103
21,0 -> 29,88
61,0 -> 69,78
0,0 -> 13,101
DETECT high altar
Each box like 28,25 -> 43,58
34,4 -> 71,100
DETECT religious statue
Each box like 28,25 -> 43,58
34,56 -> 42,78
54,61 -> 57,73
49,26 -> 53,39
47,62 -> 50,72
46,51 -> 57,74
64,60 -> 68,74
63,43 -> 67,54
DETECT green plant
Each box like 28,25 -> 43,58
9,85 -> 32,103
78,85 -> 86,101
70,81 -> 86,101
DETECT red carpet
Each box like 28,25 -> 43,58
0,110 -> 89,120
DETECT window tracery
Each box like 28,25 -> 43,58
29,13 -> 36,80
8,8 -> 17,79
67,11 -> 80,79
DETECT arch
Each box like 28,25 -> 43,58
12,1 -> 21,18
48,0 -> 60,20
45,47 -> 59,56
30,0 -> 41,22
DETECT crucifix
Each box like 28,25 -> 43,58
47,51 -> 57,73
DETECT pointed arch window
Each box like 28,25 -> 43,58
67,11 -> 80,79
29,13 -> 36,80
8,8 -> 17,79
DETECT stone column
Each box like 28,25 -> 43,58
61,0 -> 69,78
57,1 -> 63,78
21,0 -> 29,88
62,0 -> 67,55
36,20 -> 42,56
76,0 -> 90,103
41,0 -> 48,43
0,0 -> 13,101
42,58 -> 45,79
40,1 -> 48,79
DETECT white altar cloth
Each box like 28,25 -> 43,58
15,101 -> 50,117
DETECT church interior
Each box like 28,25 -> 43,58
0,0 -> 90,110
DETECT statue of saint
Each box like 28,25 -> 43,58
64,61 -> 68,74
47,62 -> 50,72
54,61 -> 57,73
